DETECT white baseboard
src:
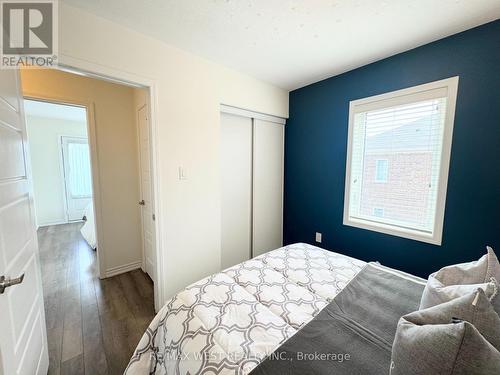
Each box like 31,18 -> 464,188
105,261 -> 142,278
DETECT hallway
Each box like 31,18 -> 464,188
38,223 -> 154,375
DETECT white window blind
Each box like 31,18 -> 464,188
67,142 -> 92,198
344,77 -> 459,244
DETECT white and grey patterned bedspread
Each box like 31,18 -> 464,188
125,243 -> 365,375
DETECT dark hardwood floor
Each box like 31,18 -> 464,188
38,223 -> 155,375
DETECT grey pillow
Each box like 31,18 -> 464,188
420,246 -> 500,310
391,289 -> 500,375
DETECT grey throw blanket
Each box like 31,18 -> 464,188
250,263 -> 425,375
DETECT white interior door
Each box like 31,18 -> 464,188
220,113 -> 253,269
61,136 -> 92,221
0,70 -> 49,374
138,105 -> 156,283
252,119 -> 284,257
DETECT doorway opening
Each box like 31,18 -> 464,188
25,99 -> 95,229
21,67 -> 160,373
25,98 -> 100,254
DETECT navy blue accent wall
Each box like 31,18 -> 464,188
284,20 -> 500,278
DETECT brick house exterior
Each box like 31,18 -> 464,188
360,152 -> 433,227
359,116 -> 436,228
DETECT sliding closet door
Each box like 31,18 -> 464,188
220,113 -> 253,269
252,119 -> 284,257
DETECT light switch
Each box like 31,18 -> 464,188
178,167 -> 187,180
315,232 -> 322,243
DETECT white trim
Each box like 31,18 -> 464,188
350,80 -> 450,113
104,261 -> 142,278
57,63 -> 145,88
135,103 -> 147,273
220,104 -> 286,125
343,76 -> 459,245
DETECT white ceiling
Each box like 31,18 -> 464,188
62,0 -> 500,90
24,99 -> 87,122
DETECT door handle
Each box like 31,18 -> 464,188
0,273 -> 24,294
139,200 -> 145,206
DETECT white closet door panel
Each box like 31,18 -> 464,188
220,113 -> 252,269
252,119 -> 284,257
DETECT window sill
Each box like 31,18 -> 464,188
343,216 -> 442,245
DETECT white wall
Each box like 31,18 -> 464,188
26,115 -> 87,227
56,4 -> 289,304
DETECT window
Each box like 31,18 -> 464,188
343,77 -> 459,244
67,141 -> 92,198
375,159 -> 388,182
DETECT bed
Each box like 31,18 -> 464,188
80,201 -> 97,249
125,242 -> 499,375
125,243 -> 370,374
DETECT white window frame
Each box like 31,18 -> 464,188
375,159 -> 389,183
343,77 -> 459,245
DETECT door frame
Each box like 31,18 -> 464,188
23,95 -> 105,278
23,60 -> 164,311
59,135 -> 92,223
36,58 -> 164,311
